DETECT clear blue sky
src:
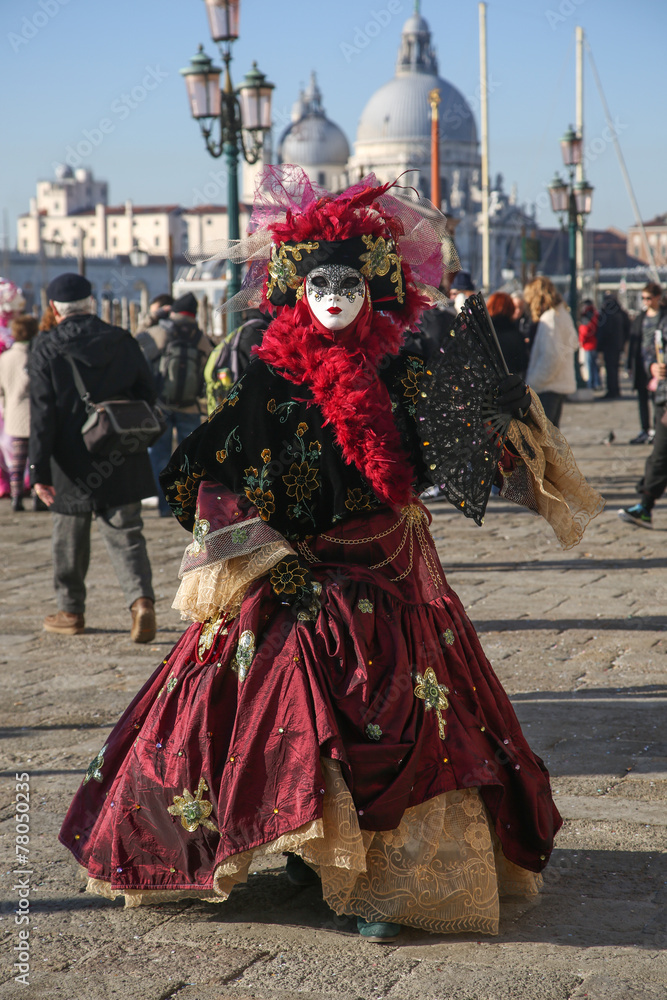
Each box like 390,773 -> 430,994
1,0 -> 664,245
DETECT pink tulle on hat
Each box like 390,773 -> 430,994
186,165 -> 459,315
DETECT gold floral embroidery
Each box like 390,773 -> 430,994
267,399 -> 276,413
246,486 -> 276,521
192,516 -> 210,555
283,461 -> 319,502
358,598 -> 374,614
167,777 -> 218,833
198,616 -> 228,658
345,487 -> 374,511
230,629 -> 255,682
366,723 -> 382,741
170,471 -> 204,510
270,558 -> 307,595
296,422 -> 308,438
442,628 -> 455,646
401,357 -> 425,416
83,744 -> 108,785
359,234 -> 404,304
401,367 -> 420,401
158,672 -> 179,698
215,448 -> 227,463
261,448 -> 271,463
267,241 -> 320,298
413,667 -> 450,740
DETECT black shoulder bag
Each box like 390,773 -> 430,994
66,354 -> 166,455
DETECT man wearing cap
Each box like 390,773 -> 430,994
136,291 -> 212,517
29,272 -> 158,641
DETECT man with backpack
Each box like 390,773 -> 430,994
136,291 -> 212,517
204,308 -> 270,414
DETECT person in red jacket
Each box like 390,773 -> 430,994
579,299 -> 600,389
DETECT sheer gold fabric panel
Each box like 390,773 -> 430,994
172,541 -> 294,623
506,388 -> 605,550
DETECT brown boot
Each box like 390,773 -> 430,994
43,611 -> 85,635
130,597 -> 156,643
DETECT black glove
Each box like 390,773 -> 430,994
495,374 -> 531,418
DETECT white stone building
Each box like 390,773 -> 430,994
17,165 -> 251,262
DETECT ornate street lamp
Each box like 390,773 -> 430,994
204,0 -> 239,42
181,1 -> 274,329
559,125 -> 583,169
548,126 -> 594,389
547,173 -> 569,215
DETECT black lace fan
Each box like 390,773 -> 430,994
416,292 -> 511,525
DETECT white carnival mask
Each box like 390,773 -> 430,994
305,265 -> 366,331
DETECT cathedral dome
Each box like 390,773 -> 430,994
357,74 -> 477,146
355,4 -> 477,147
279,72 -> 350,166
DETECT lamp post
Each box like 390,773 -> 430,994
548,126 -> 593,389
180,0 -> 274,331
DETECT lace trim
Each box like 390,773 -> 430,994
172,541 -> 294,623
86,760 -> 541,933
505,388 -> 605,549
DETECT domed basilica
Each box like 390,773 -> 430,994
270,2 -> 534,290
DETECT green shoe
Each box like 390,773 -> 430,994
618,504 -> 652,529
357,916 -> 401,942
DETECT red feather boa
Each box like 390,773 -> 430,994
257,282 -> 430,510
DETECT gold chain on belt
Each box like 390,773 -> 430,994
296,504 -> 443,590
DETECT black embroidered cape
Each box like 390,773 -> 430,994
160,354 -> 430,541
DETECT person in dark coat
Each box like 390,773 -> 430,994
596,291 -> 628,400
29,273 -> 157,641
627,283 -> 667,443
486,292 -> 529,377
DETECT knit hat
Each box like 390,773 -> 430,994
171,292 -> 199,315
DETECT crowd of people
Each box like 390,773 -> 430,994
0,265 -> 665,641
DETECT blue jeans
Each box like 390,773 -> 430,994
584,349 -> 600,389
149,409 -> 203,515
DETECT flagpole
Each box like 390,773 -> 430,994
479,2 -> 490,292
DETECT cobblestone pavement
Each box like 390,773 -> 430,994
0,389 -> 665,1000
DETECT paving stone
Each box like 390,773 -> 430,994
0,393 -> 665,998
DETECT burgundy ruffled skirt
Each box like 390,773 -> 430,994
59,504 -> 561,934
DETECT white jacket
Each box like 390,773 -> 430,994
0,341 -> 31,437
526,303 -> 579,395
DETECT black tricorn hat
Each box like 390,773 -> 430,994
265,235 -> 406,311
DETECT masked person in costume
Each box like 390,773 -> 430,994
59,168 -> 603,942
